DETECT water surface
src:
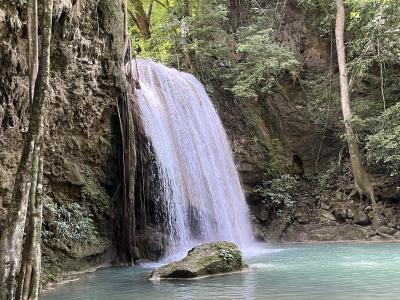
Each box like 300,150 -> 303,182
42,242 -> 400,300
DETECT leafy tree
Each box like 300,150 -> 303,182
366,103 -> 400,175
335,0 -> 379,223
226,26 -> 298,99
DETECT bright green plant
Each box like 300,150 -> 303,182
43,202 -> 98,245
219,249 -> 234,261
256,174 -> 299,210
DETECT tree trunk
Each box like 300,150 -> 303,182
27,0 -> 38,104
129,0 -> 151,40
0,0 -> 53,298
182,0 -> 190,17
15,144 -> 44,300
335,0 -> 381,227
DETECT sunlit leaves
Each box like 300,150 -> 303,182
226,27 -> 298,98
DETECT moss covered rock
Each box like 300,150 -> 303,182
150,242 -> 247,279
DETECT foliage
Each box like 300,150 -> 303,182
297,0 -> 336,35
129,0 -> 298,95
226,26 -> 298,98
180,0 -> 231,79
130,0 -> 231,81
127,0 -> 400,182
301,72 -> 341,128
317,161 -> 340,188
366,103 -> 400,175
346,0 -> 400,78
256,174 -> 299,214
43,202 -> 98,245
219,249 -> 234,262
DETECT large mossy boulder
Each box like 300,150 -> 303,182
150,241 -> 247,279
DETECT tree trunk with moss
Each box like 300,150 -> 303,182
0,0 -> 53,299
335,0 -> 381,227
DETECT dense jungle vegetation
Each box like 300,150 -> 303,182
0,0 -> 400,299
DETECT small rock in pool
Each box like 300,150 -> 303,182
150,241 -> 247,279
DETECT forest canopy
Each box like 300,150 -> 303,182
127,0 -> 400,174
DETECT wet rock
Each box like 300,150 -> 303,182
335,191 -> 345,200
319,210 -> 336,222
294,208 -> 310,224
320,202 -> 331,210
364,206 -> 372,213
265,218 -> 289,242
369,211 -> 386,228
251,222 -> 267,241
136,227 -> 166,261
347,207 -> 370,226
371,235 -> 383,241
393,231 -> 400,240
64,161 -> 83,186
378,226 -> 397,235
258,209 -> 269,222
332,205 -> 348,221
353,209 -> 370,226
335,224 -> 368,240
281,224 -> 368,242
150,242 -> 247,279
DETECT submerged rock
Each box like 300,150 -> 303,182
150,242 -> 247,279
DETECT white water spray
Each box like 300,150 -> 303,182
131,59 -> 254,259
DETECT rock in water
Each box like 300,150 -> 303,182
150,242 -> 247,279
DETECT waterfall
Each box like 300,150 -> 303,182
131,59 -> 254,258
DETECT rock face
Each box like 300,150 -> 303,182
150,242 -> 247,279
0,0 -> 128,284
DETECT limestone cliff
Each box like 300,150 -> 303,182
0,0 -> 127,283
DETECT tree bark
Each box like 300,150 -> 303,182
0,0 -> 53,298
129,0 -> 151,40
15,143 -> 44,300
182,0 -> 190,17
335,0 -> 380,224
27,0 -> 38,105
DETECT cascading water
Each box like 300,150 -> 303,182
130,59 -> 254,259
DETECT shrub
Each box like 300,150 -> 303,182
43,202 -> 98,245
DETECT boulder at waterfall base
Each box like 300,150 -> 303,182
150,242 -> 247,279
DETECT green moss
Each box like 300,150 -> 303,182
81,168 -> 110,211
242,107 -> 287,175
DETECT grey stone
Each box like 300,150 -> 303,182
364,206 -> 372,213
150,242 -> 247,279
378,226 -> 397,235
347,207 -> 371,225
371,235 -> 382,241
335,191 -> 344,200
295,208 -> 310,224
353,209 -> 370,226
319,210 -> 336,222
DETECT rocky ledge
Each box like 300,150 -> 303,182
150,242 -> 247,280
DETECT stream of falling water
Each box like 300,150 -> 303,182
130,59 -> 254,260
